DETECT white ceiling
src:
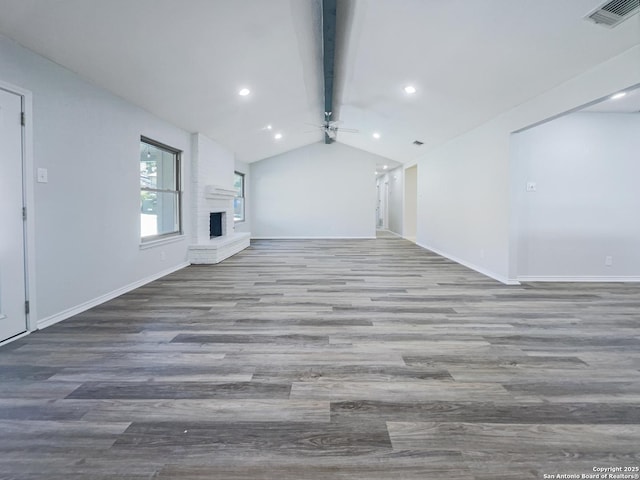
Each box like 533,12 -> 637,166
0,0 -> 638,164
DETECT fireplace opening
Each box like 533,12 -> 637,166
209,212 -> 225,238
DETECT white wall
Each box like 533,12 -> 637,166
250,142 -> 384,238
0,34 -> 194,326
415,45 -> 640,284
513,112 -> 640,280
387,167 -> 403,235
193,133 -> 234,188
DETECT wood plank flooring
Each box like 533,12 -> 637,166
1,233 -> 639,479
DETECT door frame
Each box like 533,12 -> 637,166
382,178 -> 389,230
0,79 -> 36,338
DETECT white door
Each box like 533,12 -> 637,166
0,88 -> 27,342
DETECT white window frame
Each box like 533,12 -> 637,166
233,171 -> 245,223
140,136 -> 182,242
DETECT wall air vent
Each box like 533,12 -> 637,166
586,0 -> 639,28
412,140 -> 424,146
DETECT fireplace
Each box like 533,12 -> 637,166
210,212 -> 225,238
187,159 -> 250,263
187,134 -> 250,264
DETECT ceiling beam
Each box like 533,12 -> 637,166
322,0 -> 337,144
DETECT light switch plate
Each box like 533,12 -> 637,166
37,168 -> 48,183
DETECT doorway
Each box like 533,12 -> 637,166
404,165 -> 417,243
0,87 -> 28,343
376,177 -> 389,230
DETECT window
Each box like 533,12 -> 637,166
140,137 -> 182,241
233,171 -> 245,222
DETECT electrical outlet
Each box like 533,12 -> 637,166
526,182 -> 537,192
605,256 -> 613,266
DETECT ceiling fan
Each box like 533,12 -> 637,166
307,112 -> 359,143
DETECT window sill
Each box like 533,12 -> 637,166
139,234 -> 186,250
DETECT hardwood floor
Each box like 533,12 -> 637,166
1,234 -> 639,479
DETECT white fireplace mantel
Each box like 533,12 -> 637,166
205,185 -> 236,199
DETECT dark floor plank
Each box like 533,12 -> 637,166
330,400 -> 640,424
114,421 -> 392,455
170,333 -> 329,344
66,381 -> 291,400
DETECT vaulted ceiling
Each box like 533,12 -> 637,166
0,0 -> 637,163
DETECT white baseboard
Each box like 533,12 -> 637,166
377,229 -> 402,237
517,275 -> 640,283
251,236 -> 376,240
37,262 -> 190,330
416,242 -> 520,286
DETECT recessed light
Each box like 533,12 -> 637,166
373,132 -> 381,139
611,92 -> 626,100
383,165 -> 388,170
374,171 -> 378,175
274,133 -> 283,140
238,88 -> 251,96
404,85 -> 417,94
266,125 -> 272,130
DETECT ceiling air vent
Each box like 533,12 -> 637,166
412,140 -> 424,146
586,0 -> 640,28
